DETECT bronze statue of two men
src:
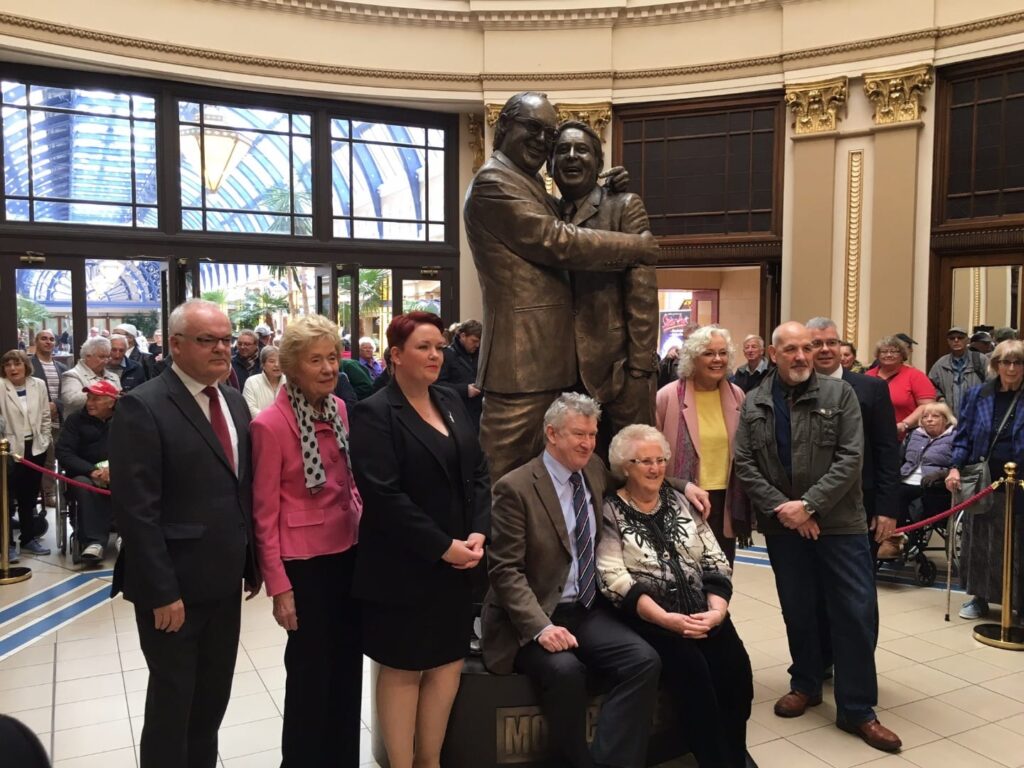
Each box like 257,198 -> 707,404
464,91 -> 660,481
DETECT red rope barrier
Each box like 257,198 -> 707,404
12,455 -> 112,496
893,482 -> 999,534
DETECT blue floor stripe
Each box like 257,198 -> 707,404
0,570 -> 113,625
0,586 -> 111,658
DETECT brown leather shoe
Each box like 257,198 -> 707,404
773,690 -> 823,718
838,719 -> 902,752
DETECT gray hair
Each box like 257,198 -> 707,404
358,336 -> 377,352
109,333 -> 128,347
805,317 -> 838,333
168,299 -> 225,336
874,335 -> 909,362
80,337 -> 111,357
742,334 -> 764,348
542,392 -> 602,432
678,325 -> 734,380
236,329 -> 257,344
607,425 -> 671,478
259,345 -> 280,365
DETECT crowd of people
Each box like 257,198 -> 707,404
2,90 -> 1021,768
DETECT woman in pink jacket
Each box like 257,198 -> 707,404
251,315 -> 363,768
655,325 -> 750,564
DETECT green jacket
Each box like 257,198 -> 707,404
732,371 -> 866,536
341,358 -> 374,400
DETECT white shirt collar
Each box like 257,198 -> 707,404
825,365 -> 844,379
171,363 -> 215,396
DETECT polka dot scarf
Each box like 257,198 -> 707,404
285,382 -> 352,493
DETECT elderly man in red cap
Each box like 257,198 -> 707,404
55,380 -> 119,563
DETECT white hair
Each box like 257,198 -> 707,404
358,336 -> 377,352
168,299 -> 225,336
742,334 -> 764,348
543,392 -> 602,431
80,337 -> 111,357
608,425 -> 671,478
677,325 -> 735,380
109,333 -> 128,347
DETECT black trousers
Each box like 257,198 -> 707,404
10,443 -> 45,546
281,549 -> 362,768
70,476 -> 112,548
634,617 -> 752,768
706,490 -> 735,566
135,590 -> 241,768
514,602 -> 661,768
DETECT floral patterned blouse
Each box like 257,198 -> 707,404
597,485 -> 732,617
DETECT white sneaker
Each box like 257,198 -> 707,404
81,543 -> 104,562
959,596 -> 989,620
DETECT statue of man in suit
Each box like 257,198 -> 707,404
464,92 -> 659,483
549,120 -> 658,456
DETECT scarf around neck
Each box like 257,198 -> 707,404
285,382 -> 352,492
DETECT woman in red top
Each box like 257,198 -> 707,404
866,335 -> 936,441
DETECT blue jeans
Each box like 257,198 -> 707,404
766,532 -> 878,725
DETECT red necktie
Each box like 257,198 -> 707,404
202,386 -> 235,472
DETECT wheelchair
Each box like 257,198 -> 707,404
54,460 -> 115,567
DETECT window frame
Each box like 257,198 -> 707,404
0,62 -> 460,258
613,91 -> 785,266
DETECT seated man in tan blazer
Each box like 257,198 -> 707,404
481,393 -> 662,768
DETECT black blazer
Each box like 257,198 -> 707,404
843,369 -> 901,519
109,368 -> 259,609
350,380 -> 490,605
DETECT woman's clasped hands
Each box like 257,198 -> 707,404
662,608 -> 725,639
442,533 -> 486,570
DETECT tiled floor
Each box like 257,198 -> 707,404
2,525 -> 1024,767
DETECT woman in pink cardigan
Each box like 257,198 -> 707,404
251,315 -> 363,768
655,325 -> 750,564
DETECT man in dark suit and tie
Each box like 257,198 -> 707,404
110,298 -> 260,768
482,393 -> 661,768
549,120 -> 659,455
464,91 -> 660,483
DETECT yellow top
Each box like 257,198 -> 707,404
694,388 -> 729,491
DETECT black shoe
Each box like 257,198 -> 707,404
745,751 -> 759,768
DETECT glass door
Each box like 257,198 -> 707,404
393,266 -> 453,325
1,254 -> 87,358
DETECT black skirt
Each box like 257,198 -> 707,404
361,592 -> 472,671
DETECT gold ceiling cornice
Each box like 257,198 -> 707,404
0,8 -> 1022,88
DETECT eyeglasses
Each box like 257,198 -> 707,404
509,116 -> 557,144
174,333 -> 233,349
878,350 -> 902,357
810,339 -> 841,349
998,359 -> 1023,368
628,457 -> 669,468
700,350 -> 730,359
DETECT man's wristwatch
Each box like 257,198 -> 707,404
800,499 -> 815,516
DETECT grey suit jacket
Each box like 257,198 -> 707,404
569,185 -> 659,404
464,150 -> 658,395
481,452 -> 609,674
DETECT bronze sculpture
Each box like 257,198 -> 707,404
464,92 -> 659,482
549,120 -> 658,453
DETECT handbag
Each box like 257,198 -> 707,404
957,388 -> 1023,515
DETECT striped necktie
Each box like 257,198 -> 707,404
569,472 -> 596,609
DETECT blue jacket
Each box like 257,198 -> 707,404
951,380 -> 1024,467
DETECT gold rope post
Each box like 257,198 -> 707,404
0,438 -> 32,585
973,462 -> 1024,650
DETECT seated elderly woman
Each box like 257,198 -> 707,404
597,424 -> 754,768
242,345 -> 285,417
881,402 -> 957,559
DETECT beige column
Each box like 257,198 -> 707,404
863,65 -> 933,347
784,78 -> 847,324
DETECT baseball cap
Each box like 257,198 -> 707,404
947,326 -> 967,337
254,324 -> 272,337
83,380 -> 120,398
113,323 -> 138,337
971,331 -> 994,343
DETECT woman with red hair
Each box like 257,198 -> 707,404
351,311 -> 491,768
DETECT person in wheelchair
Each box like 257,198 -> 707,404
885,402 -> 957,559
55,380 -> 119,563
